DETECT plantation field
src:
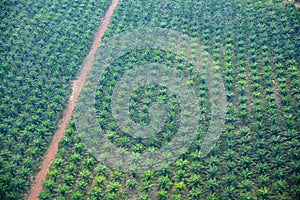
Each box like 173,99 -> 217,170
1,0 -> 300,199
40,0 -> 300,199
0,0 -> 112,199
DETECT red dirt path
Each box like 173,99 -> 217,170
27,0 -> 119,199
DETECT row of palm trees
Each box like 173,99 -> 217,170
0,0 -> 113,199
40,0 -> 299,199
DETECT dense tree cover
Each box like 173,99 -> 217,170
39,0 -> 300,199
1,0 -> 298,199
0,0 -> 112,199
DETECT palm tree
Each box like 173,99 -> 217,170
206,193 -> 217,200
187,174 -> 201,189
172,181 -> 186,194
273,179 -> 286,193
240,179 -> 252,191
94,175 -> 106,187
188,187 -> 202,199
157,189 -> 168,200
222,185 -> 235,199
126,179 -> 137,190
111,171 -> 122,182
95,164 -> 108,176
240,192 -> 254,200
89,187 -> 103,199
66,163 -> 77,177
70,191 -> 83,200
38,192 -> 51,200
258,187 -> 270,199
157,164 -> 172,176
43,179 -> 54,192
59,184 -> 68,196
157,176 -> 171,190
170,194 -> 183,200
82,157 -> 96,169
63,174 -> 74,186
258,175 -> 269,187
70,153 -> 81,164
141,171 -> 154,181
137,194 -> 149,200
47,169 -> 59,182
53,158 -> 64,168
174,169 -> 186,182
174,159 -> 189,170
139,181 -> 152,193
189,160 -> 203,172
79,169 -> 91,182
76,180 -> 87,192
103,193 -> 117,200
107,181 -> 120,193
224,173 -> 236,185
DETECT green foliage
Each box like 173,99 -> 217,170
2,0 -> 299,199
0,0 -> 112,199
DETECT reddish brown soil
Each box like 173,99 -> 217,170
26,0 -> 119,199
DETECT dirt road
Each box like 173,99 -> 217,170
27,0 -> 119,199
